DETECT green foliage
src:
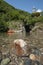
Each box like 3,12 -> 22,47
0,0 -> 30,21
41,11 -> 43,16
31,12 -> 40,17
23,14 -> 43,32
0,21 -> 9,32
0,0 -> 30,32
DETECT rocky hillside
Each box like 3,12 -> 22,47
29,22 -> 43,64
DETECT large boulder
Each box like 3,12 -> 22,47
14,39 -> 27,48
30,22 -> 43,48
14,39 -> 27,56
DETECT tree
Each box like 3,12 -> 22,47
31,12 -> 40,17
0,21 -> 9,32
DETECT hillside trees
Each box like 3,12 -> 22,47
31,12 -> 40,17
0,21 -> 9,32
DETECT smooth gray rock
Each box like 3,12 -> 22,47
1,58 -> 10,65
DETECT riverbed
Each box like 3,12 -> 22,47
0,31 -> 43,65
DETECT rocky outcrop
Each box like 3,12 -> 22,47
30,22 -> 43,48
29,22 -> 43,64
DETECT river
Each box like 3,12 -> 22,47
0,30 -> 43,65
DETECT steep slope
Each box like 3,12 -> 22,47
0,0 -> 30,22
0,0 -> 30,32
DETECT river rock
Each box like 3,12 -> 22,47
0,51 -> 2,63
19,60 -> 24,65
23,59 -> 32,65
14,39 -> 27,56
14,39 -> 27,48
29,54 -> 37,61
1,58 -> 10,65
40,54 -> 43,64
30,22 -> 43,48
9,61 -> 16,65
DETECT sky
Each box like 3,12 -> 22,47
4,0 -> 43,13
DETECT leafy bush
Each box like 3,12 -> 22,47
0,21 -> 9,32
31,12 -> 40,17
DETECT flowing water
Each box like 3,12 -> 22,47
0,31 -> 26,43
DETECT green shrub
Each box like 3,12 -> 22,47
0,21 -> 9,32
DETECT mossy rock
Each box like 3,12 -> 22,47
1,58 -> 10,65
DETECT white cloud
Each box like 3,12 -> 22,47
36,9 -> 42,12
